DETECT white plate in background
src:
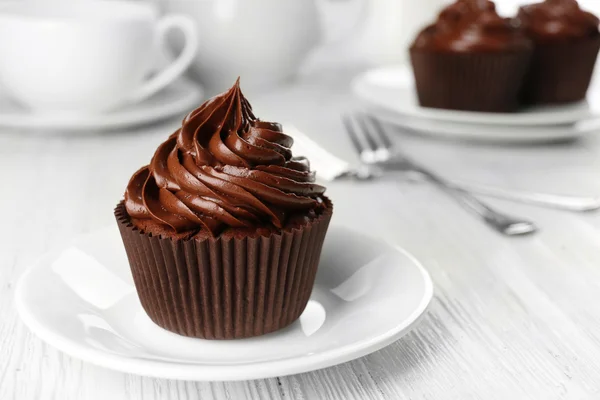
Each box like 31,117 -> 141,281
368,107 -> 600,143
16,225 -> 433,381
0,79 -> 202,131
352,65 -> 599,127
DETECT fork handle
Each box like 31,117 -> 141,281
448,181 -> 600,212
415,168 -> 537,236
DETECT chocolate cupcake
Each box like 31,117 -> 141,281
115,79 -> 332,340
410,0 -> 532,112
518,0 -> 600,104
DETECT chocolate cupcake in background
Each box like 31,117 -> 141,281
115,79 -> 332,340
518,0 -> 600,104
410,0 -> 532,112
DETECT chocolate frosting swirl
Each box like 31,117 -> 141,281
124,79 -> 326,237
412,0 -> 531,52
518,0 -> 599,41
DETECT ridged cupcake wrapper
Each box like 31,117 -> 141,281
410,49 -> 532,112
114,201 -> 332,340
522,36 -> 600,105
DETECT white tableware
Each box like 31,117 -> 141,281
16,225 -> 433,381
348,0 -> 445,65
0,78 -> 202,131
352,65 -> 599,126
163,0 -> 366,93
0,0 -> 197,113
368,108 -> 600,143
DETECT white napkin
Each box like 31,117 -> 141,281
285,124 -> 351,181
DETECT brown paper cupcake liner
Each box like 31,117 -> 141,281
410,49 -> 532,112
114,200 -> 332,340
521,36 -> 600,105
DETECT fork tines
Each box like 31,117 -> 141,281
342,113 -> 392,163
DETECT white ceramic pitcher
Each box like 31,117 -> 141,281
162,0 -> 445,93
352,0 -> 447,65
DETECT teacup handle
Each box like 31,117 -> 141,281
126,15 -> 198,105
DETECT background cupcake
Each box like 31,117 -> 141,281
410,0 -> 532,112
518,0 -> 600,104
115,79 -> 332,340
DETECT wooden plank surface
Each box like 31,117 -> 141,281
2,71 -> 600,399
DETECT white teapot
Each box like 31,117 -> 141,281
162,0 -> 445,93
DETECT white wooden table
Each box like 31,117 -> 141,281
2,68 -> 600,399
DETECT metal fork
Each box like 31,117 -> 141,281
342,113 -> 538,236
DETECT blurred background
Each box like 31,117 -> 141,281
1,0 -> 600,95
2,0 -> 599,97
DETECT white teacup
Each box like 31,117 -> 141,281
0,1 -> 197,113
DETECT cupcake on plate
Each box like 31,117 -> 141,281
518,0 -> 600,104
115,79 -> 333,340
410,0 -> 532,112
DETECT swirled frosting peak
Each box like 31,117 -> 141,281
412,0 -> 531,52
518,0 -> 599,41
124,79 -> 326,237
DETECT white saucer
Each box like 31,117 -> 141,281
15,225 -> 433,381
352,65 -> 598,127
0,78 -> 203,131
370,107 -> 600,143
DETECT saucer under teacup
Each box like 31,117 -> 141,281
0,78 -> 203,131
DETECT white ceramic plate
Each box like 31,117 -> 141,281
352,65 -> 599,127
0,79 -> 202,131
16,225 -> 433,381
369,107 -> 600,143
